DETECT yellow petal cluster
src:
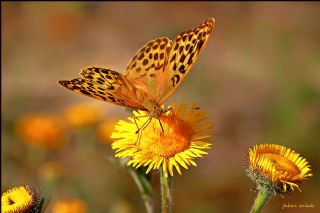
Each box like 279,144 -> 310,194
247,144 -> 312,193
1,185 -> 40,213
111,103 -> 213,176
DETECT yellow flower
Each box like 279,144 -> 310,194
51,198 -> 87,213
62,102 -> 103,128
111,103 -> 213,177
1,185 -> 40,213
247,144 -> 312,194
15,114 -> 68,149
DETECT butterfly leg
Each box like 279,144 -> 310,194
158,119 -> 165,133
132,115 -> 149,134
133,118 -> 140,133
136,117 -> 152,145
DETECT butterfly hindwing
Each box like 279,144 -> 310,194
59,67 -> 143,109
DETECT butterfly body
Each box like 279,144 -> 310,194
142,99 -> 163,118
59,18 -> 215,133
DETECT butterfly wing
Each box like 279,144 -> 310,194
158,17 -> 215,104
124,37 -> 173,101
124,18 -> 215,105
59,67 -> 144,109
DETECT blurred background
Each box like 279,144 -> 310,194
2,2 -> 320,213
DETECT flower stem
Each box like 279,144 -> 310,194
129,169 -> 154,213
160,168 -> 173,213
250,188 -> 273,213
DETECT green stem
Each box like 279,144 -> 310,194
250,188 -> 273,213
160,168 -> 173,213
129,169 -> 154,213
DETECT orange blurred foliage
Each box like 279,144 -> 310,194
51,198 -> 88,213
15,114 -> 68,149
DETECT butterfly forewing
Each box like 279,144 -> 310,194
158,18 -> 215,104
59,67 -> 143,109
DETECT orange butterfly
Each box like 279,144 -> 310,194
59,18 -> 215,138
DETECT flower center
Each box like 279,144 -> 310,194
262,153 -> 300,175
140,114 -> 192,158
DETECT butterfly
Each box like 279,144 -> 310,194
59,18 -> 215,140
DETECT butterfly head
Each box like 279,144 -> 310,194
149,106 -> 163,118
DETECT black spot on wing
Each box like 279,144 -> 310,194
180,54 -> 186,63
160,43 -> 166,49
172,74 -> 180,86
95,94 -> 107,101
142,59 -> 148,65
170,53 -> 176,63
154,53 -> 159,60
179,46 -> 184,54
138,53 -> 144,60
108,85 -> 115,90
80,90 -> 91,96
179,65 -> 186,74
197,40 -> 204,50
108,96 -> 116,102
